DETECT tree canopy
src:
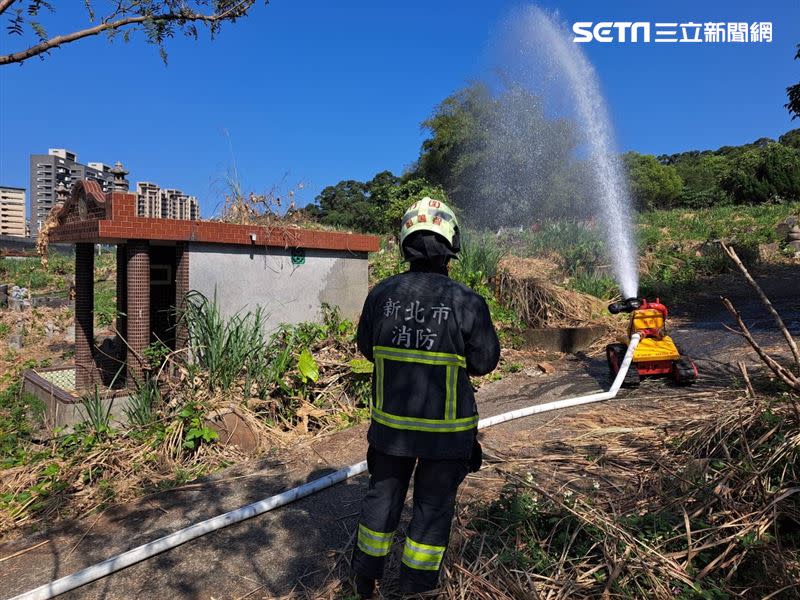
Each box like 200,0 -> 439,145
622,152 -> 683,211
787,43 -> 800,119
309,82 -> 800,235
1,0 -> 265,65
416,83 -> 591,228
657,135 -> 800,207
308,172 -> 447,235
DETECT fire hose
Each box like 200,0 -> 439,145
9,334 -> 641,600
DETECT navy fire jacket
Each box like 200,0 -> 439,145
357,269 -> 501,460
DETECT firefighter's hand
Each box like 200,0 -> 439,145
469,439 -> 483,473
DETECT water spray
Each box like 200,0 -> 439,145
506,7 -> 640,298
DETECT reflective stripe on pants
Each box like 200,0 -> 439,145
402,537 -> 446,571
357,523 -> 393,557
351,447 -> 469,593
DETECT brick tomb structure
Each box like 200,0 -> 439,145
43,174 -> 380,394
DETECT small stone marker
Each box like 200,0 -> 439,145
537,361 -> 557,374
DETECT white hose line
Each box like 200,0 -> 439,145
479,333 -> 640,429
10,334 -> 640,600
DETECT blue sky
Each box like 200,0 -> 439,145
1,0 -> 798,216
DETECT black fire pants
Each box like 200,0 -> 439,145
351,447 -> 469,594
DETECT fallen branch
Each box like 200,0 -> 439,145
721,297 -> 799,393
738,362 -> 755,398
720,241 -> 800,372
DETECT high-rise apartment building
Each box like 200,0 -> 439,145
136,182 -> 200,220
0,186 -> 26,237
29,149 -> 114,233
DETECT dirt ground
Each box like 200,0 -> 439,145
0,265 -> 798,600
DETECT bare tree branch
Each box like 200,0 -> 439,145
0,0 -> 18,17
720,241 -> 800,373
1,0 -> 257,65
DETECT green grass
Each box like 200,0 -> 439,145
0,252 -> 116,294
0,381 -> 45,468
637,202 -> 800,248
451,231 -> 507,289
486,203 -> 800,300
635,202 -> 800,298
182,290 -> 270,394
522,221 -> 606,274
94,279 -> 117,328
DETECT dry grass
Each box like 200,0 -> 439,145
496,257 -> 614,329
440,393 -> 800,600
295,388 -> 798,600
0,310 -> 371,539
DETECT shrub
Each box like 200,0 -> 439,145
181,290 -> 269,393
78,386 -> 114,438
451,231 -> 507,289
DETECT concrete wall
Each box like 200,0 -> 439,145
187,243 -> 368,331
0,234 -> 73,254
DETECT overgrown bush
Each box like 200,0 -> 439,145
0,297 -> 373,533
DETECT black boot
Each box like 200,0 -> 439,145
353,573 -> 376,599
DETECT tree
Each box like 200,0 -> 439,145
787,44 -> 800,119
370,177 -> 449,235
660,152 -> 730,207
310,172 -> 448,235
622,152 -> 683,210
309,180 -> 373,231
779,128 -> 800,150
720,143 -> 800,204
416,83 -> 589,229
1,0 -> 265,65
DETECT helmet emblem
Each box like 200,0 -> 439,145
428,200 -> 441,208
405,219 -> 414,229
418,214 -> 427,223
433,216 -> 442,225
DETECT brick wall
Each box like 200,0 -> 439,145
50,189 -> 380,253
126,241 -> 150,384
175,242 -> 189,351
75,243 -> 96,389
115,244 -> 127,379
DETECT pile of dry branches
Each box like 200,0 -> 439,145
496,258 -> 611,328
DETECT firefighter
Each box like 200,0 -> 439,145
351,198 -> 500,598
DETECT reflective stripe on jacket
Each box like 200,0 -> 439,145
357,269 -> 500,459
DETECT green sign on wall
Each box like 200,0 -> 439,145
291,248 -> 306,265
